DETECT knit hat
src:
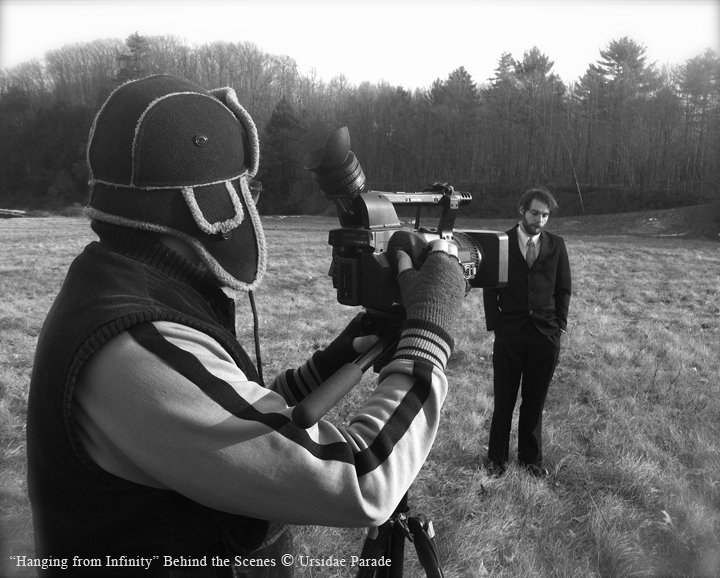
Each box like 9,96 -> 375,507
85,74 -> 266,292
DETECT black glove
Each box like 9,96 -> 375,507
396,244 -> 467,331
387,231 -> 467,331
390,237 -> 468,370
311,313 -> 375,380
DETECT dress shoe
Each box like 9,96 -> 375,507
523,464 -> 549,478
482,457 -> 506,478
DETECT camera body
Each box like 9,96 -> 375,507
306,127 -> 509,311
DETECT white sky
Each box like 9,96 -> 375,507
1,0 -> 718,88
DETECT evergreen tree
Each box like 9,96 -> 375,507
256,97 -> 309,215
593,36 -> 658,99
677,49 -> 720,189
425,67 -> 480,183
116,33 -> 151,83
573,66 -> 606,184
514,47 -> 566,183
587,37 -> 660,185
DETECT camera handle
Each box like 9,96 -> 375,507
291,330 -> 398,429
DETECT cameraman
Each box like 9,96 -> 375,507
26,74 -> 467,577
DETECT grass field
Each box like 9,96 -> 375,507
1,208 -> 719,577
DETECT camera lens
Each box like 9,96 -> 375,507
313,151 -> 366,200
305,127 -> 367,202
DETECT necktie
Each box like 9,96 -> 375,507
526,238 -> 536,268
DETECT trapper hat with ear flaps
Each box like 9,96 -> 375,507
85,74 -> 266,292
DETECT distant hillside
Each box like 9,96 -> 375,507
460,202 -> 720,241
4,201 -> 719,241
552,201 -> 720,240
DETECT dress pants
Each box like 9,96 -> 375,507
487,322 -> 560,467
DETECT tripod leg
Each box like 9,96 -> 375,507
356,524 -> 391,578
408,515 -> 444,578
386,525 -> 405,578
356,494 -> 411,578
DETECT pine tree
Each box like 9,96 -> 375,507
116,33 -> 151,83
256,97 -> 308,215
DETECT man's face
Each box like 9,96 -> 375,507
520,199 -> 550,236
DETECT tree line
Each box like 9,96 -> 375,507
0,33 -> 718,217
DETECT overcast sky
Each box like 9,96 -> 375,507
1,0 -> 718,88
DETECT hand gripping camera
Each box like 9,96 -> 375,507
293,127 -> 508,429
305,127 -> 509,311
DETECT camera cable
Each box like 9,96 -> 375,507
248,290 -> 265,387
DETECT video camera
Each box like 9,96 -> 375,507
305,127 -> 509,311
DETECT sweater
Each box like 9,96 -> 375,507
27,223 -> 451,575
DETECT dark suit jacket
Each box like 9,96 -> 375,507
483,225 -> 571,341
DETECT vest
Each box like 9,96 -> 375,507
489,226 -> 569,345
26,223 -> 268,576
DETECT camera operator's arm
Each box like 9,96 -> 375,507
269,313 -> 380,405
73,241 -> 466,528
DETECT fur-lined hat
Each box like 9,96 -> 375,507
85,74 -> 266,292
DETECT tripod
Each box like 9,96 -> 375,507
291,310 -> 445,577
356,493 -> 444,578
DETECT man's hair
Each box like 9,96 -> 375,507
518,186 -> 558,214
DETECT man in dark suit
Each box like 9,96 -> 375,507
482,186 -> 571,478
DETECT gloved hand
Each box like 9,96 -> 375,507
391,237 -> 468,370
395,238 -> 467,331
312,313 -> 379,380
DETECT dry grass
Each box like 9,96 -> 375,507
1,212 -> 719,577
